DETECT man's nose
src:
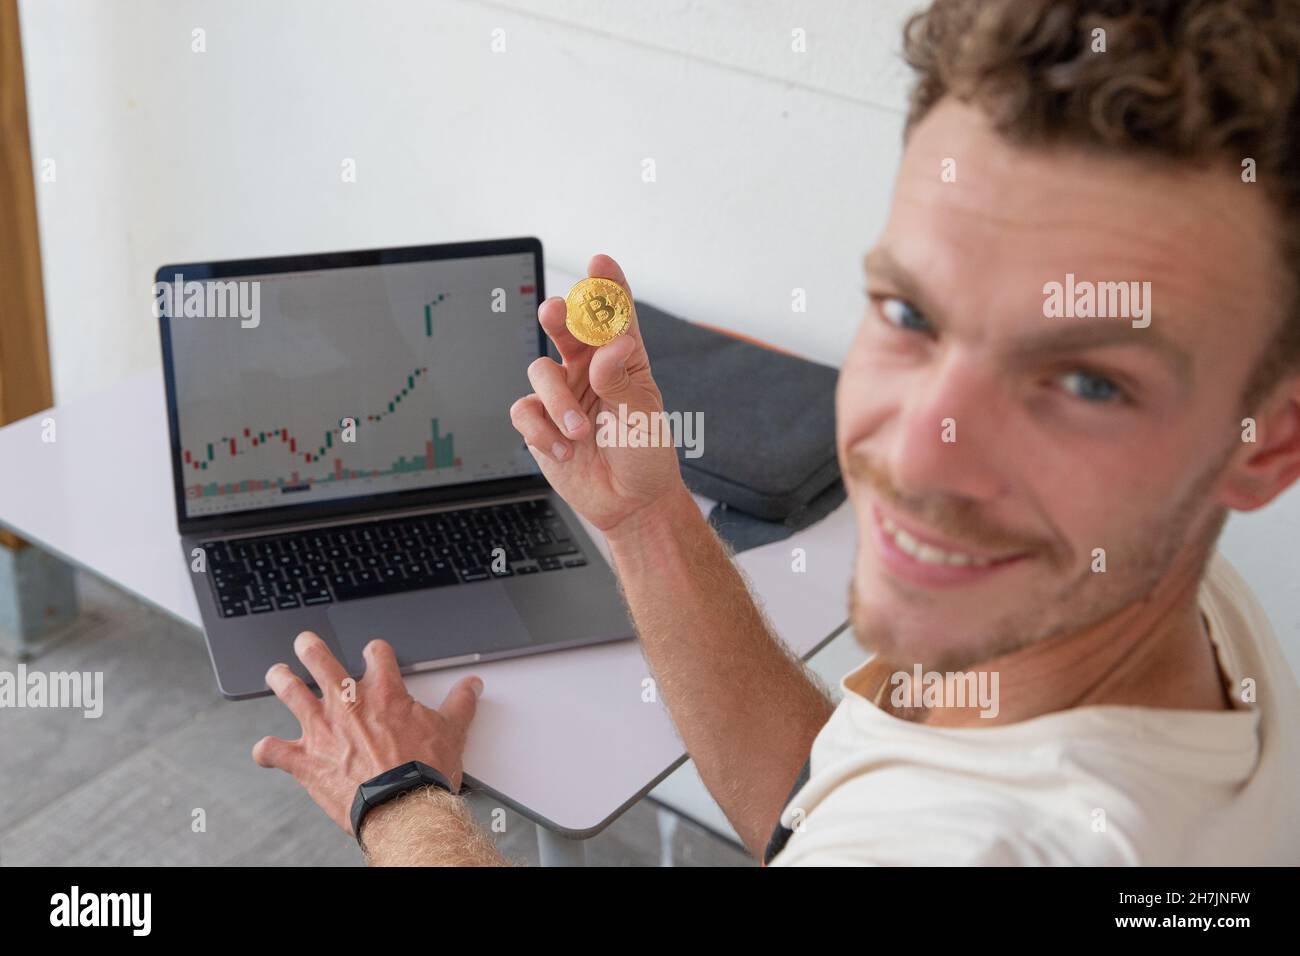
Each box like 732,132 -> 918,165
887,354 -> 1006,503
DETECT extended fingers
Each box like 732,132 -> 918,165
252,734 -> 303,774
538,296 -> 591,366
588,254 -> 631,296
438,674 -> 484,741
293,631 -> 351,701
266,662 -> 320,726
509,394 -> 571,463
587,254 -> 646,343
526,356 -> 590,440
360,639 -> 406,698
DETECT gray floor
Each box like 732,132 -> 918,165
0,572 -> 752,867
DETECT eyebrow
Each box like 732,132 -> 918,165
864,249 -> 944,323
862,248 -> 1193,386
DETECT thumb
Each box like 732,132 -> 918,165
588,334 -> 655,409
439,674 -> 483,733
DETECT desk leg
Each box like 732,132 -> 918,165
536,824 -> 587,867
656,807 -> 679,867
0,542 -> 78,659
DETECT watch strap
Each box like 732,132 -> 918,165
350,760 -> 454,848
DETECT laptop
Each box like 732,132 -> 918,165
156,237 -> 634,700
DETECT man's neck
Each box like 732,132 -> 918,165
876,564 -> 1232,728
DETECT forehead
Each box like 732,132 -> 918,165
879,99 -> 1284,356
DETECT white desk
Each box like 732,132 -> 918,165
0,267 -> 855,863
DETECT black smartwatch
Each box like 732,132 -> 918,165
350,761 -> 454,847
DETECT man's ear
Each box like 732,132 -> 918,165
1219,379 -> 1300,511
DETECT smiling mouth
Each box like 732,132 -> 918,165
871,504 -> 1031,585
879,512 -> 998,566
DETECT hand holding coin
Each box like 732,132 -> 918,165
564,276 -> 632,347
512,254 -> 686,536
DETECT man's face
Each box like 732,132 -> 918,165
837,98 -> 1285,673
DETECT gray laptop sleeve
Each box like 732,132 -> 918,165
634,299 -> 842,524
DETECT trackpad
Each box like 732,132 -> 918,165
327,583 -> 530,671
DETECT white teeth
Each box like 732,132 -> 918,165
916,544 -> 947,564
881,516 -> 990,567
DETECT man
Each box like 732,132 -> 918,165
253,0 -> 1300,864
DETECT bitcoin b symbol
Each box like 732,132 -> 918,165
584,293 -> 615,329
564,276 -> 630,346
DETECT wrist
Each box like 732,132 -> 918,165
359,784 -> 463,859
605,482 -> 699,557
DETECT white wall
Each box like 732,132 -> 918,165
18,0 -> 915,404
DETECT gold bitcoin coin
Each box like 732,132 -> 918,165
564,277 -> 632,347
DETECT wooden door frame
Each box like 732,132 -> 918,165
0,0 -> 54,549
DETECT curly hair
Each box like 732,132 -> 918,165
902,0 -> 1300,409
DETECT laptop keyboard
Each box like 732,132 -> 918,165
202,498 -> 587,619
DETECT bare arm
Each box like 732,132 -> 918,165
360,786 -> 510,866
511,254 -> 833,857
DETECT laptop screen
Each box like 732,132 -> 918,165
162,245 -> 542,522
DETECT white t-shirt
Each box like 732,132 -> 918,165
770,552 -> 1300,865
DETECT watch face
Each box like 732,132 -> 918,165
359,761 -> 453,813
386,763 -> 424,784
364,762 -> 416,798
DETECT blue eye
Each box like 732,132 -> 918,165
879,297 -> 932,334
1060,370 -> 1123,403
